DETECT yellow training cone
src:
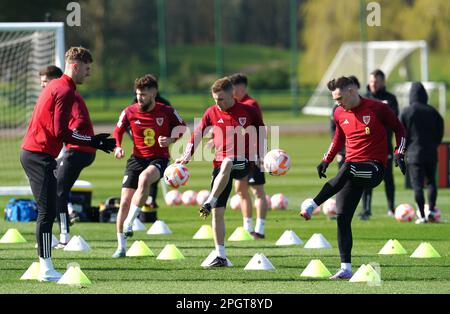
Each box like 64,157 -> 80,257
410,242 -> 441,258
57,264 -> 91,286
378,239 -> 407,255
126,241 -> 155,257
0,228 -> 27,243
156,244 -> 185,260
228,227 -> 254,241
349,264 -> 381,283
193,225 -> 214,240
300,259 -> 332,278
20,262 -> 40,280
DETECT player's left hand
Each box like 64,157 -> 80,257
394,153 -> 406,175
158,136 -> 174,147
316,161 -> 329,179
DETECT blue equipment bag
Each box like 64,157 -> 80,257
4,198 -> 38,222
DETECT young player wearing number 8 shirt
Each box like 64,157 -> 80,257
112,74 -> 186,258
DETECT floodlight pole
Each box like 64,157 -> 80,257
215,0 -> 224,78
359,0 -> 368,87
290,0 -> 299,116
157,0 -> 168,92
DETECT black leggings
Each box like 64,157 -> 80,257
313,161 -> 385,263
408,162 -> 437,218
56,149 -> 95,234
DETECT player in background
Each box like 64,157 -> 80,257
300,76 -> 406,279
112,74 -> 186,258
229,73 -> 268,239
21,47 -> 116,281
177,77 -> 265,267
359,69 -> 400,220
400,82 -> 444,224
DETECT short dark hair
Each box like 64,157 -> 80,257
229,73 -> 248,86
370,69 -> 385,81
134,74 -> 158,90
327,76 -> 357,91
348,75 -> 360,89
65,47 -> 93,63
39,65 -> 63,79
211,77 -> 233,93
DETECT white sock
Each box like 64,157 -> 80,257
341,263 -> 352,272
205,195 -> 218,208
60,213 -> 68,234
125,204 -> 141,228
216,245 -> 226,258
39,257 -> 54,272
255,218 -> 266,235
243,217 -> 254,233
60,233 -> 70,244
117,233 -> 126,251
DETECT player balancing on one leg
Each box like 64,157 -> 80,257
112,74 -> 186,258
177,77 -> 265,267
300,76 -> 407,279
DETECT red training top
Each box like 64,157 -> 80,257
323,97 -> 406,166
113,102 -> 186,159
181,101 -> 265,168
22,74 -> 93,157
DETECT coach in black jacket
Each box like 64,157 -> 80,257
400,82 -> 444,223
359,69 -> 399,220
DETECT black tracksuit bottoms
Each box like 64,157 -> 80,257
20,150 -> 57,258
313,161 -> 385,263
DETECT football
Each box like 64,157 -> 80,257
263,149 -> 291,176
395,203 -> 415,222
181,190 -> 198,206
196,189 -> 210,206
165,190 -> 182,206
322,198 -> 337,218
271,193 -> 288,210
230,194 -> 241,210
163,163 -> 190,188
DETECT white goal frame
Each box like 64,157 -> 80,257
0,22 -> 64,195
303,40 -> 429,116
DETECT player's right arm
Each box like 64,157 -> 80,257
113,109 -> 129,159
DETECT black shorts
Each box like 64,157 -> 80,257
248,164 -> 265,186
211,159 -> 249,208
122,155 -> 169,189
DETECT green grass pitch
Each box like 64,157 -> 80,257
0,133 -> 449,294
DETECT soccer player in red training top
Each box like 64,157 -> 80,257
38,65 -> 96,248
300,76 -> 406,280
112,74 -> 186,258
20,47 -> 116,282
229,73 -> 269,239
177,77 -> 265,267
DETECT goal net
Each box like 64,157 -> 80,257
303,40 -> 430,116
0,22 -> 64,195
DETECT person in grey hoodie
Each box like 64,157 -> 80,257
400,82 -> 444,224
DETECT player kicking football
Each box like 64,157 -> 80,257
300,76 -> 406,279
177,77 -> 265,267
112,74 -> 186,258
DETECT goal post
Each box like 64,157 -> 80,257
0,22 -> 64,195
302,40 -> 430,116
